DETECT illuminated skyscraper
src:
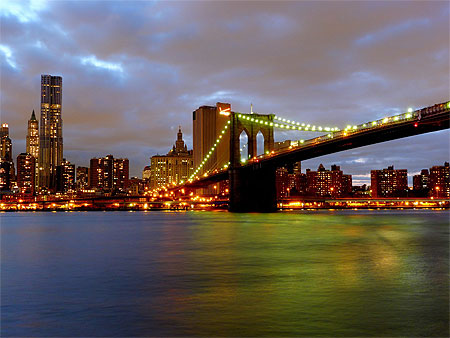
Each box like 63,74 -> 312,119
192,102 -> 231,175
0,123 -> 15,191
17,153 -> 36,195
38,74 -> 63,191
26,110 -> 39,159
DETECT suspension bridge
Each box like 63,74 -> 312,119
153,101 -> 450,212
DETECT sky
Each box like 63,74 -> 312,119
1,0 -> 449,184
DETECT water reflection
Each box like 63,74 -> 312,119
1,211 -> 449,337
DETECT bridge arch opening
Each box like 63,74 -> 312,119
239,130 -> 249,162
256,130 -> 264,156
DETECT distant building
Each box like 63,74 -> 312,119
38,74 -> 63,191
371,165 -> 408,198
306,164 -> 352,198
26,110 -> 39,159
0,123 -> 15,191
142,165 -> 151,180
149,128 -> 194,189
413,169 -> 430,196
56,159 -> 75,193
76,166 -> 89,191
17,153 -> 36,195
89,155 -> 129,193
193,102 -> 231,175
428,162 -> 450,198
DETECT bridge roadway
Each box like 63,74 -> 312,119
177,101 -> 449,211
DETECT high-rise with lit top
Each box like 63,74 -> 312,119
38,74 -> 63,191
26,110 -> 39,159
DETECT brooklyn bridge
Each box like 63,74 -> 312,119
157,101 -> 450,212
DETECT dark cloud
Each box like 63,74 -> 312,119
1,0 -> 448,182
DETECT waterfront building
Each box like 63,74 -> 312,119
371,165 -> 408,198
56,159 -> 75,193
149,128 -> 194,189
17,153 -> 36,195
38,74 -> 63,191
193,102 -> 230,175
89,155 -> 129,193
1,123 -> 13,161
0,123 -> 15,191
306,164 -> 352,198
26,110 -> 39,159
428,162 -> 450,198
76,166 -> 89,191
413,169 -> 430,196
113,158 -> 129,192
142,165 -> 151,180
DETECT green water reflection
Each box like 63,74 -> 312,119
152,211 -> 448,336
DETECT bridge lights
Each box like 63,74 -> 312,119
382,118 -> 389,123
394,116 -> 399,121
407,108 -> 413,113
414,122 -> 418,127
405,113 -> 412,118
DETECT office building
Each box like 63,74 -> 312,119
0,123 -> 15,191
26,110 -> 39,159
89,155 -> 129,193
371,165 -> 408,198
149,128 -> 193,189
38,74 -> 63,191
17,153 -> 36,195
56,159 -> 75,193
76,166 -> 89,191
428,162 -> 450,198
193,102 -> 231,175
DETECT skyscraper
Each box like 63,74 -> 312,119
192,102 -> 231,175
0,123 -> 15,191
26,110 -> 39,159
38,74 -> 63,191
17,153 -> 36,195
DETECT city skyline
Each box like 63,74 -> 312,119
1,1 -> 449,183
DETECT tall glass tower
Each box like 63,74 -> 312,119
38,74 -> 63,191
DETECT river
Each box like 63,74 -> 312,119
1,210 -> 448,336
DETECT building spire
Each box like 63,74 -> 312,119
250,103 -> 253,114
30,109 -> 37,121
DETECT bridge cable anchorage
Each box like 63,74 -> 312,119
188,120 -> 231,183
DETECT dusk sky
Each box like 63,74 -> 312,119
1,0 -> 449,184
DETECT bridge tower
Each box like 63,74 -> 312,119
229,112 -> 277,212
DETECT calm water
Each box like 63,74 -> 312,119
1,210 -> 449,337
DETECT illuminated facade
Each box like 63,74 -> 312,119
306,164 -> 352,198
428,162 -> 450,198
76,166 -> 89,191
17,153 -> 36,195
193,102 -> 231,175
149,128 -> 193,189
371,166 -> 408,198
56,159 -> 75,193
89,155 -> 129,193
38,75 -> 63,191
26,110 -> 39,159
413,169 -> 429,196
0,123 -> 15,191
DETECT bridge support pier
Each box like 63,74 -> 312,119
228,166 -> 277,212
